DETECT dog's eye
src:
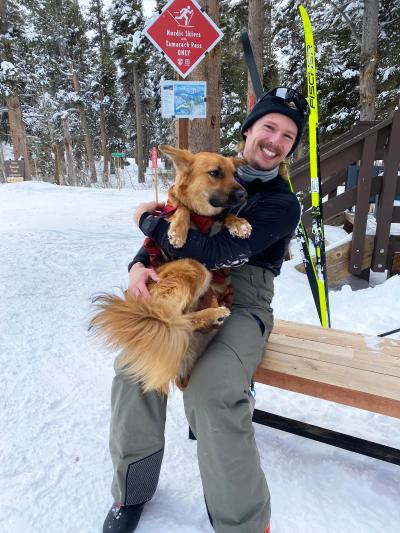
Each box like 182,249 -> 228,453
208,170 -> 221,178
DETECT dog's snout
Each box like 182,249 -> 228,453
209,186 -> 248,209
231,188 -> 247,204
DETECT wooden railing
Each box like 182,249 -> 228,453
289,108 -> 400,274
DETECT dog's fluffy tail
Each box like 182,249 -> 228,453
89,291 -> 194,394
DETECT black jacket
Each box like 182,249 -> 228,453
130,176 -> 300,277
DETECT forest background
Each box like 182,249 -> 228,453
0,0 -> 399,186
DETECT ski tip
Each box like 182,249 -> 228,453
298,4 -> 310,24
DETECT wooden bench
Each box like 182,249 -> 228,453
252,320 -> 400,464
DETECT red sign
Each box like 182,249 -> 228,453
143,0 -> 223,78
151,147 -> 158,169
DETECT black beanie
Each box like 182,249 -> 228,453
241,95 -> 306,156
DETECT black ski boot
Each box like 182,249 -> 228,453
103,502 -> 144,533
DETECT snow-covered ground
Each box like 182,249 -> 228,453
1,180 -> 399,533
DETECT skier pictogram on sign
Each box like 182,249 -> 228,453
143,0 -> 223,78
169,5 -> 194,27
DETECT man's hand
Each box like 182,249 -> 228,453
133,201 -> 165,226
128,262 -> 159,298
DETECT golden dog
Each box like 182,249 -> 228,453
90,146 -> 252,395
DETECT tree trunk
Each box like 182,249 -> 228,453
93,0 -> 110,184
63,117 -> 77,185
247,0 -> 264,111
72,71 -> 97,183
132,63 -> 145,183
53,143 -> 61,185
0,135 -> 6,182
99,97 -> 109,184
187,0 -> 221,152
6,95 -> 32,179
359,0 -> 379,121
58,144 -> 67,179
264,1 -> 278,89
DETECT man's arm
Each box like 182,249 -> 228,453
136,194 -> 300,270
127,239 -> 159,298
127,244 -> 151,272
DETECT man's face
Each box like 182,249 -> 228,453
242,112 -> 297,170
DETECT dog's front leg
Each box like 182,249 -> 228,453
224,213 -> 252,238
167,205 -> 191,248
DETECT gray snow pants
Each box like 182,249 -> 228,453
108,264 -> 274,533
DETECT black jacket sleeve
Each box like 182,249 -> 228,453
127,244 -> 151,271
138,192 -> 300,270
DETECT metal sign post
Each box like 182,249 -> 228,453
111,152 -> 125,189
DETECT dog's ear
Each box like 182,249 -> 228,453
159,145 -> 193,171
231,156 -> 248,168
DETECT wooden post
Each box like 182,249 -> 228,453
177,117 -> 189,150
33,157 -> 38,179
0,136 -> 6,182
154,166 -> 159,202
392,252 -> 400,275
151,146 -> 159,201
372,109 -> 400,271
349,132 -> 377,274
176,72 -> 189,149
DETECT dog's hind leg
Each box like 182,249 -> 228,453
184,307 -> 230,330
210,293 -> 220,308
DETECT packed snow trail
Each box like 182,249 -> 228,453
1,182 -> 399,532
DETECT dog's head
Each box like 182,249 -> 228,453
159,145 -> 247,216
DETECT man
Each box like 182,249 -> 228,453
103,87 -> 307,533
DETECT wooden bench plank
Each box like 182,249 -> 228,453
255,320 -> 400,418
267,335 -> 400,377
259,350 -> 400,400
273,320 -> 400,355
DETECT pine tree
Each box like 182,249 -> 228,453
143,0 -> 175,155
187,0 -> 222,152
219,1 -> 279,154
378,0 -> 400,116
247,0 -> 264,110
26,0 -> 98,184
273,0 -> 362,144
64,0 -> 97,182
87,0 -> 124,183
111,0 -> 148,182
0,0 -> 33,177
219,0 -> 248,153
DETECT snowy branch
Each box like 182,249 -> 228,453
324,0 -> 362,46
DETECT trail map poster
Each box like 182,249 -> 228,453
161,80 -> 207,119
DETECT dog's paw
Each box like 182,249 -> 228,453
213,306 -> 231,324
167,229 -> 186,248
227,218 -> 252,239
175,376 -> 190,391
